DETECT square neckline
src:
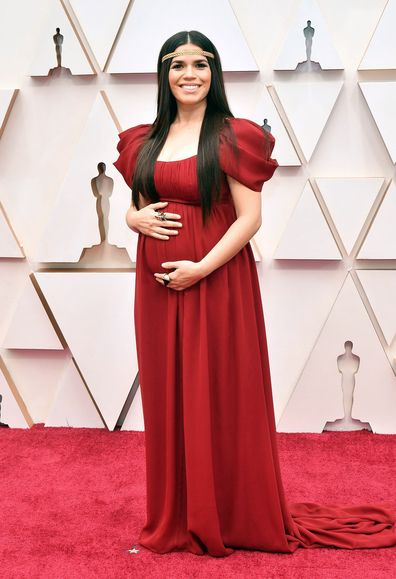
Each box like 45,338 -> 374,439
156,154 -> 197,163
148,117 -> 234,163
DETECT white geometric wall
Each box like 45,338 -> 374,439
0,0 -> 395,432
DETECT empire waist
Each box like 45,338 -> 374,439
159,197 -> 232,206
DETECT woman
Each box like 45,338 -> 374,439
113,30 -> 396,557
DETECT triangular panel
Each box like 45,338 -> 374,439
273,81 -> 343,161
357,182 -> 396,259
36,92 -> 137,263
359,82 -> 396,163
317,178 -> 383,254
359,0 -> 396,70
0,89 -> 18,138
103,85 -> 157,128
108,0 -> 258,73
121,384 -> 145,431
0,203 -> 24,258
28,1 -> 94,76
0,358 -> 32,428
278,274 -> 396,433
274,0 -> 343,70
2,277 -> 63,350
274,181 -> 341,260
357,270 -> 396,346
35,272 -> 138,431
263,268 -> 348,421
251,87 -> 301,166
46,359 -> 105,427
69,0 -> 130,70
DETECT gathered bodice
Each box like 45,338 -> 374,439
154,156 -> 232,205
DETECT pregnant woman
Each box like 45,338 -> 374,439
113,30 -> 396,557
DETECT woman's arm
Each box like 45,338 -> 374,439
197,175 -> 262,277
155,176 -> 262,290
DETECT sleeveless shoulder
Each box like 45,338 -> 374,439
219,117 -> 279,191
113,123 -> 151,187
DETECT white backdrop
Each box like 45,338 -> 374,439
0,0 -> 395,432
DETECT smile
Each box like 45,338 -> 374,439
179,84 -> 201,92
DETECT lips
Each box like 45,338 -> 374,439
179,84 -> 201,92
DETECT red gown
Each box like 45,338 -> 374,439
113,117 -> 396,557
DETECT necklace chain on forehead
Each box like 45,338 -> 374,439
162,49 -> 215,63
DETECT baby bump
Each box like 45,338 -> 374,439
139,201 -> 236,274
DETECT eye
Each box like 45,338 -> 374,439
171,63 -> 182,69
196,62 -> 208,68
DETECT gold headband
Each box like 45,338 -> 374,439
161,49 -> 215,63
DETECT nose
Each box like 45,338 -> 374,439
182,65 -> 197,78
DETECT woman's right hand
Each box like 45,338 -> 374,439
125,201 -> 183,240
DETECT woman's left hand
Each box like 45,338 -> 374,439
154,261 -> 204,291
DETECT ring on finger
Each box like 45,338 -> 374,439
162,273 -> 171,286
154,211 -> 167,221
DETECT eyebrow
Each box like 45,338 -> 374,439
171,58 -> 208,64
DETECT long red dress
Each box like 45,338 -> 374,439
113,117 -> 396,557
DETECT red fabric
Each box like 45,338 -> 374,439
113,118 -> 396,557
219,118 -> 278,191
113,123 -> 151,187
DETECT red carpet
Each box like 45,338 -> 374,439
0,426 -> 395,578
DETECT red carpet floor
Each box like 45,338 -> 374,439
0,425 -> 395,578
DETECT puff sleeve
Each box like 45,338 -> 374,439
113,123 -> 151,187
219,117 -> 279,191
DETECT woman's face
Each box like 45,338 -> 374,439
168,43 -> 212,106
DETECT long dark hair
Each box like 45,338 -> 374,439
132,30 -> 235,225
